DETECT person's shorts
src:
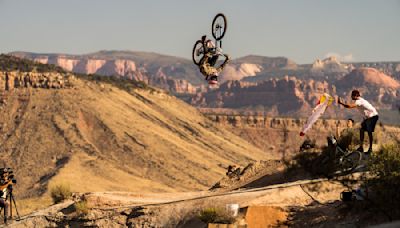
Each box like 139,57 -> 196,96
361,115 -> 379,133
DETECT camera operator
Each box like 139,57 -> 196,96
0,168 -> 14,224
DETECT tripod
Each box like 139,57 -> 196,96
8,190 -> 21,222
0,188 -> 21,224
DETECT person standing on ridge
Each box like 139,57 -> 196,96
338,90 -> 379,154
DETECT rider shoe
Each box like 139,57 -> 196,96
365,148 -> 372,155
356,146 -> 364,153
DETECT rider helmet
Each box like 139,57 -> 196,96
206,39 -> 215,49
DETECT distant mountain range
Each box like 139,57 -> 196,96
9,51 -> 400,124
10,51 -> 205,94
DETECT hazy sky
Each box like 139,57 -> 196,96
0,0 -> 399,63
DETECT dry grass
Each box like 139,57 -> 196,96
74,200 -> 89,216
198,207 -> 236,224
50,183 -> 72,203
16,196 -> 53,216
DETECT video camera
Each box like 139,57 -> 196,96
0,168 -> 17,187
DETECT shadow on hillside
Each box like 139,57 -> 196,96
240,166 -> 311,189
283,200 -> 392,228
240,149 -> 326,189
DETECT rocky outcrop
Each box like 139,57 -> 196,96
338,67 -> 400,89
0,71 -> 74,91
311,56 -> 350,74
54,57 -> 80,72
220,63 -> 263,82
235,55 -> 298,70
37,57 -> 141,78
204,113 -> 348,130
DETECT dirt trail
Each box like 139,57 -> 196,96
6,176 -> 350,227
6,170 -> 393,228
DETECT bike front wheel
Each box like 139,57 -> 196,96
340,151 -> 362,174
212,13 -> 227,41
192,40 -> 204,65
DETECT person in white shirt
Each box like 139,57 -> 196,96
338,90 -> 379,154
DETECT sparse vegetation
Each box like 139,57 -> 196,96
198,207 -> 236,224
74,200 -> 89,216
50,183 -> 72,203
0,54 -> 65,73
366,144 -> 400,219
17,197 -> 53,216
75,73 -> 157,93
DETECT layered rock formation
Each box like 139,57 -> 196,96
311,56 -> 351,74
191,76 -> 336,115
0,71 -> 74,91
234,55 -> 298,70
220,63 -> 263,82
191,64 -> 400,122
337,67 -> 400,89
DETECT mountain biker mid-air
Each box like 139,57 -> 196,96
198,35 -> 230,85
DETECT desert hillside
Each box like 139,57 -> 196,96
0,56 -> 272,199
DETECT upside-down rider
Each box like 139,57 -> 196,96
198,35 -> 230,85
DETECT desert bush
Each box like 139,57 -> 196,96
366,144 -> 400,218
198,207 -> 236,224
74,200 -> 89,216
50,183 -> 72,204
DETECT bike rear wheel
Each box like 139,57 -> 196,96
212,13 -> 227,41
340,151 -> 362,174
192,40 -> 204,65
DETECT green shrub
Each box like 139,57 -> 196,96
50,183 -> 72,204
367,144 -> 400,218
74,200 -> 89,216
198,207 -> 235,224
